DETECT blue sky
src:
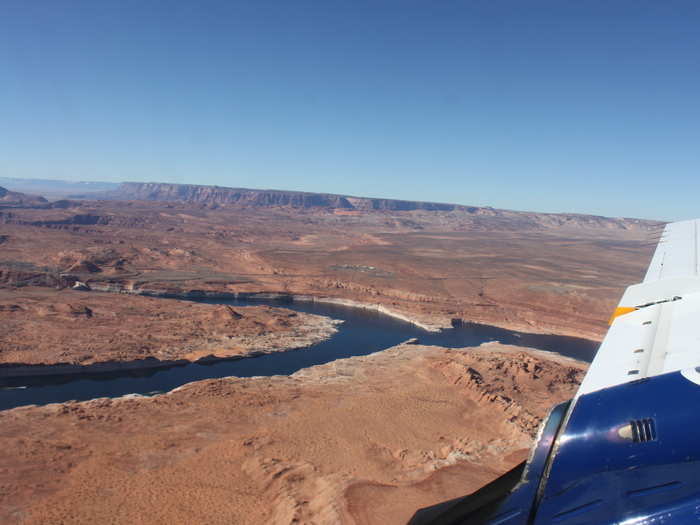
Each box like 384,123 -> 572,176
1,1 -> 698,220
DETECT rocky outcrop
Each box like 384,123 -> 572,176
431,344 -> 584,437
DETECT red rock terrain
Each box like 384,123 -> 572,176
0,288 -> 339,375
0,193 -> 660,341
0,343 -> 586,525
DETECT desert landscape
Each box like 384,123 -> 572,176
0,182 -> 659,524
1,182 -> 659,338
4,1 -> 694,521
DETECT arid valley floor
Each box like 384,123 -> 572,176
0,183 -> 660,524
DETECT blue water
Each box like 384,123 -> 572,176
0,297 -> 599,411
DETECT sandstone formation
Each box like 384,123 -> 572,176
0,343 -> 587,525
0,288 -> 339,375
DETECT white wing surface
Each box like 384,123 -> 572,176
644,219 -> 700,283
577,218 -> 700,397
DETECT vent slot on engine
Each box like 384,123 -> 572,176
630,418 -> 657,443
617,418 -> 657,443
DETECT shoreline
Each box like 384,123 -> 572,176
4,342 -> 589,412
0,300 -> 342,379
84,283 -> 607,340
0,343 -> 320,379
86,283 -> 446,332
1,286 -> 598,383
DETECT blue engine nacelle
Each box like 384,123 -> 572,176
408,369 -> 700,525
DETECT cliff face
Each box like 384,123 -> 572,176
93,182 -> 661,231
109,182 -> 352,208
108,182 -> 459,211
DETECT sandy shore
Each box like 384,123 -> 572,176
85,283 -> 446,331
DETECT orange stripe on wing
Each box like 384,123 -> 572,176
608,306 -> 637,325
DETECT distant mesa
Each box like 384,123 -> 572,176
82,181 -> 657,231
96,182 -> 459,212
0,186 -> 49,207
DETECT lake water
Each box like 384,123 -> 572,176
0,297 -> 599,411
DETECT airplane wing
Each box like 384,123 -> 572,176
408,219 -> 700,525
579,219 -> 700,396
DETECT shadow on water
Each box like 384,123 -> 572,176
0,297 -> 599,411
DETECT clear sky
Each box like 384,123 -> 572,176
1,1 -> 698,220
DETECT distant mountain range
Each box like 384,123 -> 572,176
0,179 -> 660,229
89,182 -> 657,230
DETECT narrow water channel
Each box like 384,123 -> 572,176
0,297 -> 599,411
